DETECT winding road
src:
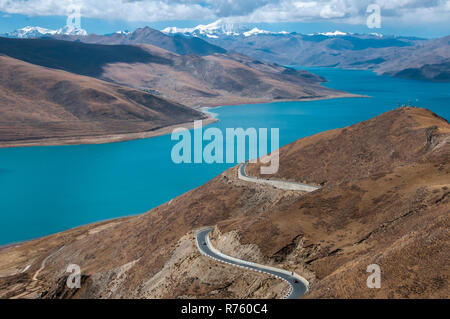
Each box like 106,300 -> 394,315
194,162 -> 321,298
238,162 -> 321,192
196,228 -> 309,299
32,246 -> 64,281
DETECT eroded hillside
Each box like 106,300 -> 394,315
0,55 -> 209,147
0,107 -> 448,298
0,37 -> 354,109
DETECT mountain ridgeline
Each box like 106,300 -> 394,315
0,37 -> 172,78
4,23 -> 449,82
0,36 -> 351,114
0,55 -> 207,147
45,26 -> 227,56
162,24 -> 449,82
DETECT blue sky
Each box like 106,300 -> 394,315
0,1 -> 449,38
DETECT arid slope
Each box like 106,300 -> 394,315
0,37 -> 353,109
0,55 -> 207,147
102,44 -> 351,107
0,107 -> 448,298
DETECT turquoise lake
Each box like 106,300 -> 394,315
0,67 -> 449,245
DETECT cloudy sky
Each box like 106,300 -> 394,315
0,0 -> 449,37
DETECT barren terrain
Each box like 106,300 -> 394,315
101,45 -> 355,108
0,55 -> 208,147
0,37 -> 356,146
0,37 -> 355,109
0,107 -> 448,299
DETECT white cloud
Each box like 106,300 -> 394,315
0,0 -> 214,21
0,0 -> 448,24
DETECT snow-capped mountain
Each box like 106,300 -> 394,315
369,32 -> 383,38
5,25 -> 87,38
162,22 -> 385,40
56,25 -> 88,36
5,26 -> 58,38
162,20 -> 241,38
162,19 -> 288,38
316,30 -> 350,36
242,28 -> 289,37
311,31 -> 385,38
115,30 -> 130,35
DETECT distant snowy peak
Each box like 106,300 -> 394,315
317,30 -> 349,36
311,31 -> 383,38
162,20 -> 240,38
162,20 -> 288,38
57,25 -> 87,36
115,30 -> 130,35
6,26 -> 57,38
369,32 -> 383,38
5,25 -> 87,38
243,28 -> 270,37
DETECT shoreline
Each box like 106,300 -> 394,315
0,93 -> 368,246
0,93 -> 365,149
0,93 -> 366,248
0,117 -> 218,149
196,92 -> 368,109
0,215 -> 135,252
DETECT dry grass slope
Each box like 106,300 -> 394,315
0,55 -> 206,147
0,107 -> 447,299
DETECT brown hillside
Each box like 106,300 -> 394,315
0,107 -> 448,299
247,107 -> 450,186
0,37 -> 355,110
0,55 -> 207,147
100,44 -> 353,108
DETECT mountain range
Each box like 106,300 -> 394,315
161,20 -> 449,82
161,19 -> 290,38
46,26 -> 227,56
3,25 -> 87,38
0,34 -> 349,146
161,19 -> 380,39
0,54 -> 207,147
6,21 -> 448,82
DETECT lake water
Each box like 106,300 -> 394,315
0,68 -> 449,245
